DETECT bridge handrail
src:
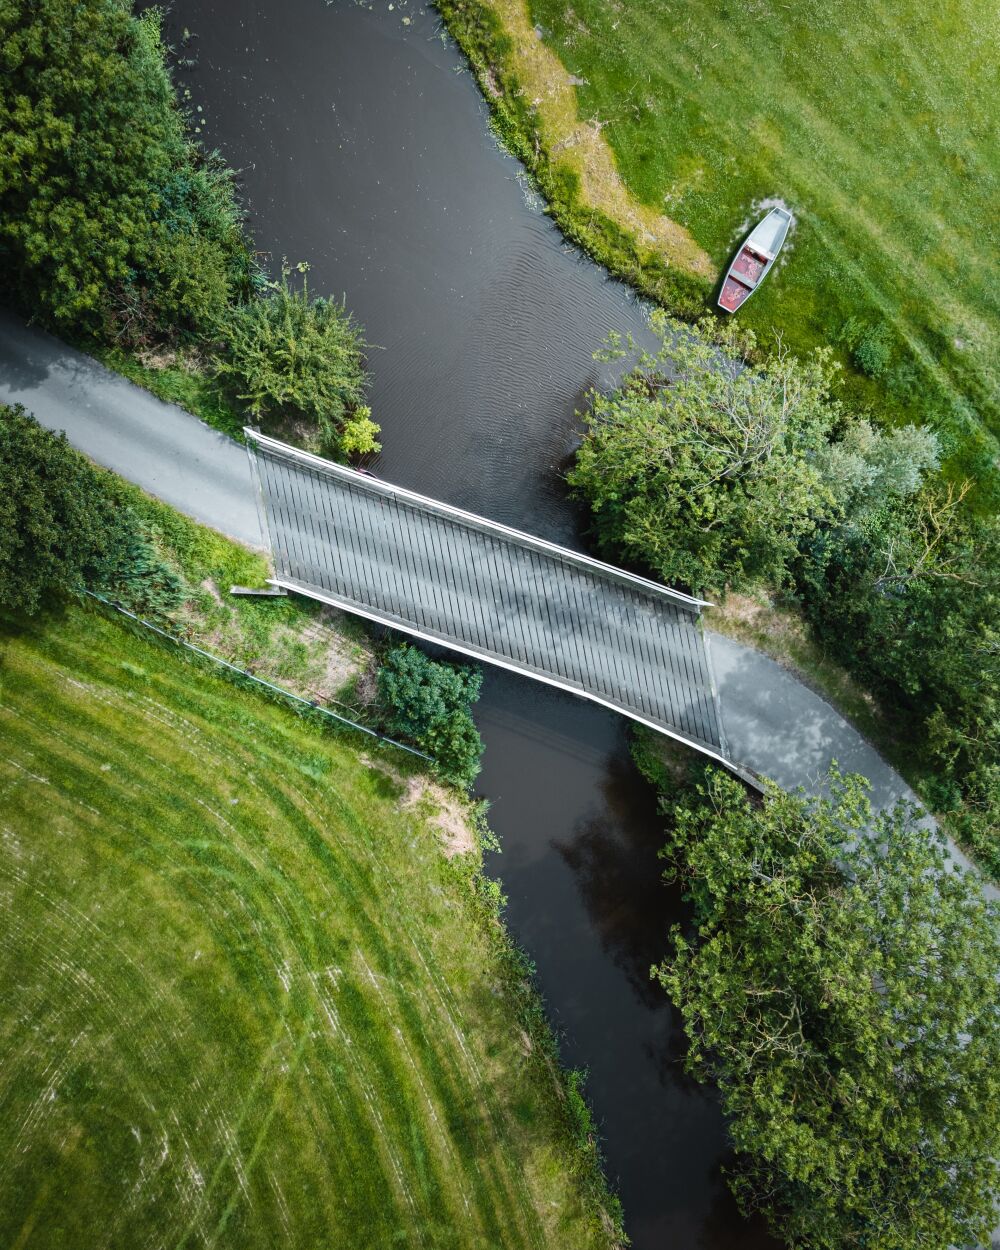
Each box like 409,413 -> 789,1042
244,428 -> 713,613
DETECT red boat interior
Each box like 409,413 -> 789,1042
720,274 -> 752,312
719,245 -> 769,311
732,247 -> 767,284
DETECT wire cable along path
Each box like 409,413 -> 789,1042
246,430 -> 744,773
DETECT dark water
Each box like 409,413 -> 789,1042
164,2 -> 774,1244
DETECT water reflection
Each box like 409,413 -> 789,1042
476,671 -> 774,1247
556,752 -> 671,1011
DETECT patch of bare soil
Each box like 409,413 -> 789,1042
358,753 -> 480,858
293,609 -> 367,702
352,657 -> 379,708
712,589 -> 807,649
136,345 -> 183,370
200,577 -> 225,606
401,776 -> 479,858
135,344 -> 209,373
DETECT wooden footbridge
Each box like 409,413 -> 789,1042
247,431 -> 737,771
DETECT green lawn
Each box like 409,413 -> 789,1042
525,0 -> 1000,497
0,605 -> 615,1249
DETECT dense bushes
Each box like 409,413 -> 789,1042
377,645 -> 484,787
213,268 -> 375,456
0,404 -> 184,616
653,766 -> 1000,1250
799,484 -> 1000,870
0,1 -> 254,344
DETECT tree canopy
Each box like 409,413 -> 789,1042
568,314 -> 841,593
0,0 -> 252,341
0,404 -> 131,612
571,312 -> 998,867
653,766 -> 1000,1249
0,404 -> 184,616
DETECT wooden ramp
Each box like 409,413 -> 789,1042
247,431 -> 731,766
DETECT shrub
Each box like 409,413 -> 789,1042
654,767 -> 1000,1250
0,404 -> 133,612
838,316 -> 895,379
100,525 -> 188,619
852,324 -> 893,378
0,404 -> 186,616
376,645 -> 484,787
797,483 -> 1000,867
213,268 -> 369,455
340,406 -> 382,457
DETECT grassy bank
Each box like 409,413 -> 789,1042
99,470 -> 374,709
438,0 -> 1000,504
437,0 -> 712,317
95,343 -> 246,443
0,602 -> 622,1248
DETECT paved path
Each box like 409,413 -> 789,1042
1,308 -> 992,898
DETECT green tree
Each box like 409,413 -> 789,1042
213,268 -> 371,455
568,314 -> 839,593
654,767 -> 1000,1250
377,645 -> 484,788
812,418 -> 939,518
0,404 -> 185,616
798,482 -> 1000,869
0,0 -> 252,340
340,406 -> 382,457
0,404 -> 131,611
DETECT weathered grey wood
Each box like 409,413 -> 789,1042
246,431 -> 729,762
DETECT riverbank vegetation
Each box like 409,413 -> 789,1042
439,0 -> 1000,504
212,265 -> 376,457
638,755 -> 1000,1250
570,317 -> 1000,874
437,0 -> 712,317
0,0 -> 375,458
0,600 -> 622,1248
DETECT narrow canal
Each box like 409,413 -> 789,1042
163,3 -> 775,1244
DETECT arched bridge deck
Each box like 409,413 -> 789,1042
247,431 -> 732,767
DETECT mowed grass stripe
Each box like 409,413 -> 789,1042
7,645 -> 520,1240
0,607 -> 606,1248
111,649 -> 534,1243
255,744 -> 534,1244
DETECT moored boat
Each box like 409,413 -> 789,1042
718,207 -> 792,313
